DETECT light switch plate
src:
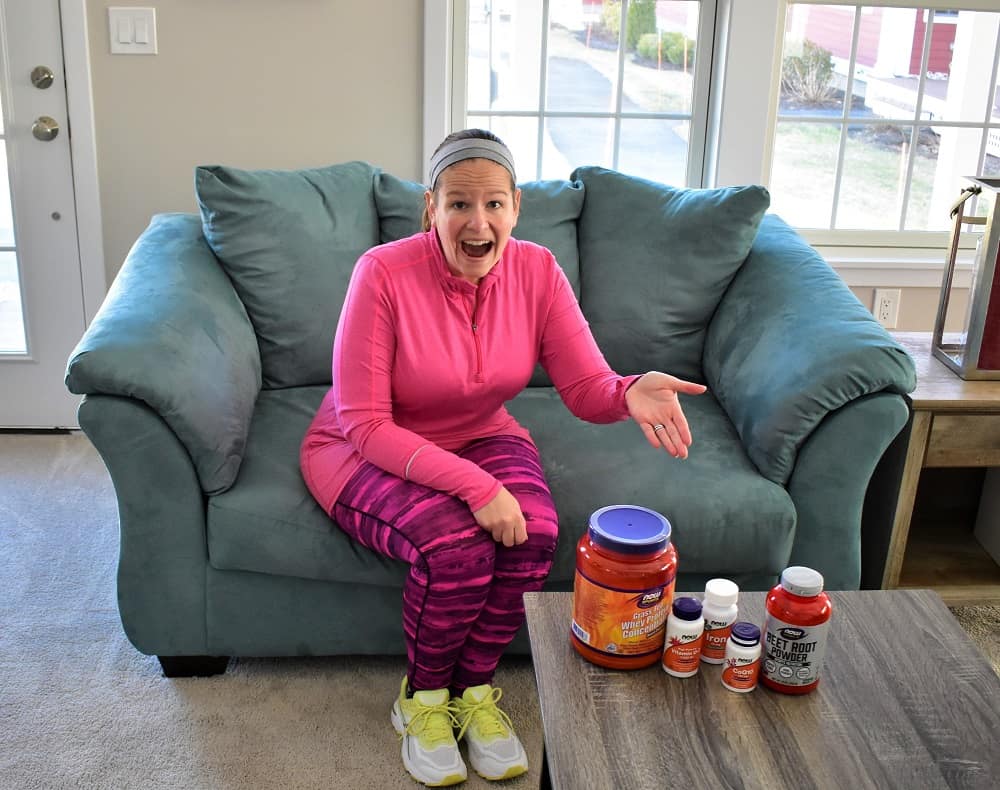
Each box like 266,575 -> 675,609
109,7 -> 157,55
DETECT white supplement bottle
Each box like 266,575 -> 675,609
699,578 -> 739,664
662,596 -> 705,677
721,621 -> 761,693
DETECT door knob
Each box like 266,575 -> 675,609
32,116 -> 59,141
30,66 -> 55,89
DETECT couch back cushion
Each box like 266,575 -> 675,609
196,161 -> 379,389
573,166 -> 770,380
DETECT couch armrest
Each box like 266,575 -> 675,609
704,215 -> 916,486
66,214 -> 261,495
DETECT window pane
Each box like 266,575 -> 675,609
780,4 -> 854,117
0,250 -> 26,354
1,145 -> 13,246
769,122 -> 839,229
907,127 -> 981,231
542,116 -> 615,178
618,118 -> 688,185
622,1 -> 699,115
545,6 -> 621,113
983,129 -> 1000,178
925,11 -> 999,123
836,123 -> 911,230
468,114 -> 540,181
467,1 -> 543,112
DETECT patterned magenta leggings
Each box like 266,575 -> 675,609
332,435 -> 558,693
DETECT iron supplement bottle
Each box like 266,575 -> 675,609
662,596 -> 705,677
761,566 -> 833,695
699,578 -> 739,664
571,505 -> 677,669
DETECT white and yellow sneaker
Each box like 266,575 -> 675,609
453,684 -> 528,781
391,676 -> 467,787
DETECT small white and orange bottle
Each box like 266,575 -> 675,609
721,622 -> 761,693
662,596 -> 705,677
699,578 -> 739,664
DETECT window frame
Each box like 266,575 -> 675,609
425,0 -> 998,283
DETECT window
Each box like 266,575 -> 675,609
455,0 -> 716,185
770,3 -> 1000,234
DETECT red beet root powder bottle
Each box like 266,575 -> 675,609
760,566 -> 832,695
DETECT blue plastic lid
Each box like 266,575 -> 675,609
588,505 -> 671,555
730,621 -> 760,645
672,596 -> 702,620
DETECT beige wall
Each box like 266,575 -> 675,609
87,0 -> 423,281
849,286 -> 969,332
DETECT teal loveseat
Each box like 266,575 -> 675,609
65,163 -> 916,676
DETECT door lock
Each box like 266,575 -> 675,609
30,66 -> 55,89
31,116 -> 59,141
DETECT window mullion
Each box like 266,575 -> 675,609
536,0 -> 551,180
830,5 -> 864,230
611,0 -> 630,171
897,10 -> 935,231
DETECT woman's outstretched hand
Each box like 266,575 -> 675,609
472,485 -> 528,546
625,372 -> 708,459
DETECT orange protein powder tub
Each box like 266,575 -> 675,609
571,505 -> 677,669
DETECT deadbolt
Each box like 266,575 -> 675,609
32,116 -> 59,141
31,66 -> 54,89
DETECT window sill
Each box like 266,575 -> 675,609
816,248 -> 974,289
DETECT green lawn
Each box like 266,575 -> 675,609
770,122 -> 937,230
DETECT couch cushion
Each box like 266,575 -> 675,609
207,387 -> 410,587
195,161 -> 379,389
507,388 -> 796,583
572,166 -> 770,381
209,386 -> 795,588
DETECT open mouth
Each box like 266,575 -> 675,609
461,240 -> 493,259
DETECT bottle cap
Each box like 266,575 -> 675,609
730,621 -> 760,645
703,578 -> 739,607
780,566 -> 824,597
588,505 -> 671,554
672,596 -> 702,621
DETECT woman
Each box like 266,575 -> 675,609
300,129 -> 705,786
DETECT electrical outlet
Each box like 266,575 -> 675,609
873,288 -> 901,329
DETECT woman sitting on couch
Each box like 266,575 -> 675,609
300,128 -> 705,786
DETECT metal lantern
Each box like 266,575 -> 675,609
932,177 -> 1000,380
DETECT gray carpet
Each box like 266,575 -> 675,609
1,432 -> 997,790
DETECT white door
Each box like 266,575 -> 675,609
0,0 -> 88,427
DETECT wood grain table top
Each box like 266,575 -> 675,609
524,590 -> 1000,790
893,332 -> 1000,410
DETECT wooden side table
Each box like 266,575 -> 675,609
882,332 -> 1000,604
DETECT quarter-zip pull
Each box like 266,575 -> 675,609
467,290 -> 484,383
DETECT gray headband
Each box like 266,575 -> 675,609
428,138 -> 516,189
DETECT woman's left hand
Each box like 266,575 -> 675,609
624,372 -> 708,459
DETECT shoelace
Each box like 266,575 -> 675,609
454,687 -> 514,741
400,698 -> 461,747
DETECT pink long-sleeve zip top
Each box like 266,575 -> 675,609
300,229 -> 638,515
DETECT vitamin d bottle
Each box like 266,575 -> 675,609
699,578 -> 739,664
760,566 -> 832,695
571,505 -> 677,670
662,596 -> 705,677
721,622 -> 761,693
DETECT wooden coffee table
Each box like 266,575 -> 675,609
524,590 -> 1000,789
